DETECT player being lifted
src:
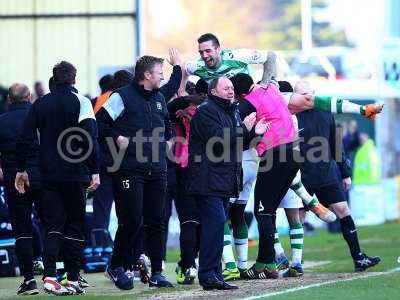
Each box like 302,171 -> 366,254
184,33 -> 383,120
182,33 -> 383,281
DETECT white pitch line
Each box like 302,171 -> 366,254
243,267 -> 400,300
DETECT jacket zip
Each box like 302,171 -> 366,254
147,100 -> 152,175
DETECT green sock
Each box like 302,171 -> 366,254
308,198 -> 318,208
314,95 -> 362,114
290,171 -> 318,207
265,262 -> 277,270
255,261 -> 266,270
314,95 -> 332,112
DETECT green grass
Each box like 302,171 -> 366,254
167,222 -> 400,272
263,272 -> 400,300
0,222 -> 399,299
289,222 -> 399,273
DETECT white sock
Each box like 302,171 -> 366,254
340,99 -> 362,114
290,171 -> 318,207
222,242 -> 237,269
274,232 -> 285,258
234,238 -> 248,270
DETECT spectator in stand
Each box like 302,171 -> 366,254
33,81 -> 46,102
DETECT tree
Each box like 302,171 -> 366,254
143,0 -> 351,57
312,0 -> 352,47
260,0 -> 351,50
144,0 -> 269,56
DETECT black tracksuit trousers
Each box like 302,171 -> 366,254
5,184 -> 42,281
110,170 -> 167,273
40,181 -> 87,281
174,166 -> 200,270
254,145 -> 300,265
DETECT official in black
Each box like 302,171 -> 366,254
187,76 -> 268,290
96,55 -> 173,289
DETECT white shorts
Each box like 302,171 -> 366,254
278,189 -> 303,209
230,149 -> 259,205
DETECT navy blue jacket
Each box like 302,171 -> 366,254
97,82 -> 171,174
0,102 -> 40,187
187,95 -> 253,198
296,109 -> 351,188
16,84 -> 99,182
160,65 -> 182,102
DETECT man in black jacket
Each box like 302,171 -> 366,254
187,76 -> 268,290
296,98 -> 381,272
96,55 -> 173,289
0,84 -> 41,295
16,61 -> 100,295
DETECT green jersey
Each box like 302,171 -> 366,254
185,48 -> 268,81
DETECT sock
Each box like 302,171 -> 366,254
222,221 -> 237,270
44,276 -> 57,280
67,272 -> 79,282
314,96 -> 363,114
290,171 -> 318,207
289,223 -> 304,265
180,222 -> 198,269
256,215 -> 276,269
265,262 -> 277,270
233,223 -> 248,270
15,238 -> 35,282
340,216 -> 362,260
274,232 -> 285,258
255,261 -> 266,270
343,99 -> 364,114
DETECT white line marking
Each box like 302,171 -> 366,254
243,267 -> 400,300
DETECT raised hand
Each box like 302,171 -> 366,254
342,177 -> 352,191
166,48 -> 182,66
116,135 -> 129,150
87,174 -> 100,192
243,112 -> 257,131
15,171 -> 30,194
255,118 -> 271,135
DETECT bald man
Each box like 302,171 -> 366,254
187,77 -> 269,290
0,84 -> 41,295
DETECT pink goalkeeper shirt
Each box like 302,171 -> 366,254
245,84 -> 295,156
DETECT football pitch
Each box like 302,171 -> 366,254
0,222 -> 399,300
